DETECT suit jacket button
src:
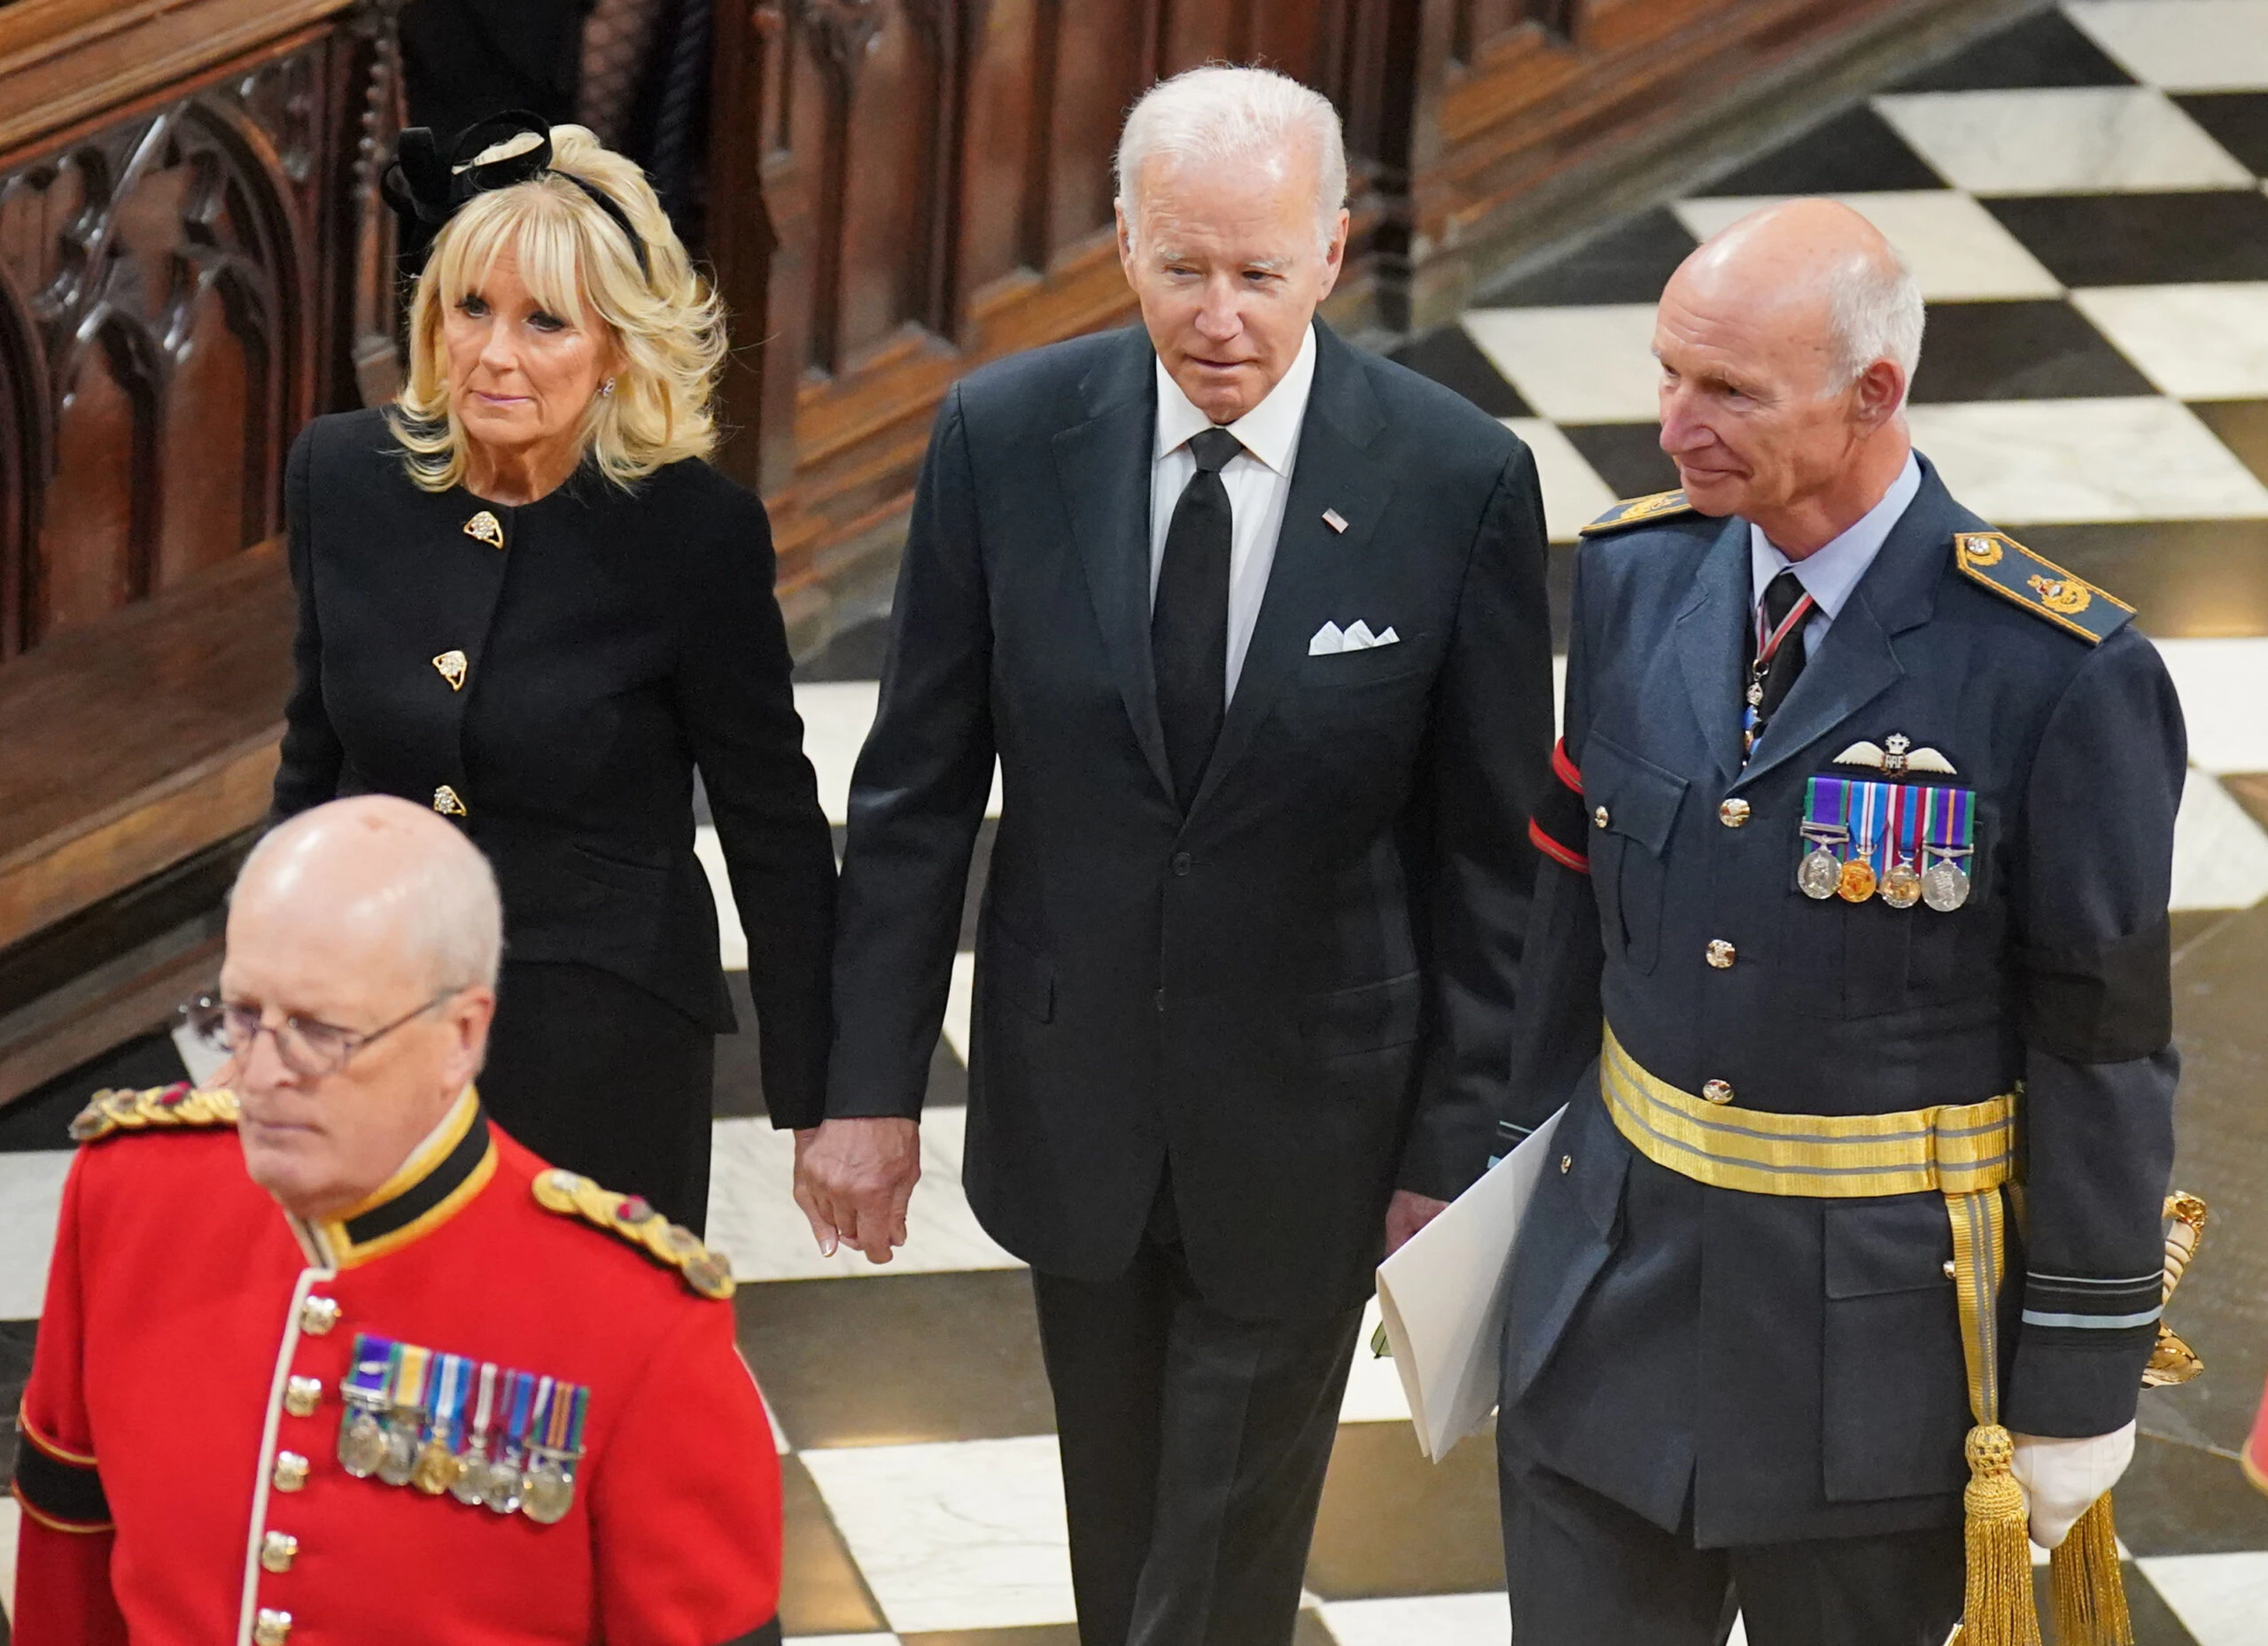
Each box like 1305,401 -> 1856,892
1559,1154 -> 1573,1174
1171,852 -> 1192,876
1702,1079 -> 1735,1105
1718,798 -> 1751,828
1705,939 -> 1736,969
1593,806 -> 1611,829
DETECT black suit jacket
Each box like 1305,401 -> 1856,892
827,322 -> 1555,1320
272,408 -> 835,1119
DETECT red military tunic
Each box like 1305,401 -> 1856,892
10,1085 -> 781,1646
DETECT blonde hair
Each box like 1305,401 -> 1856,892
392,125 -> 723,491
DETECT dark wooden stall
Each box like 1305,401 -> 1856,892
706,0 -> 1998,637
0,0 -> 402,1100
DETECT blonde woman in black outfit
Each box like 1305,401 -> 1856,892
271,116 -> 834,1232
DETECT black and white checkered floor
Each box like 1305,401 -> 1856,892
7,4 -> 2268,1640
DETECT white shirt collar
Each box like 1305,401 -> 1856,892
1749,451 -> 1922,618
1153,321 -> 1318,476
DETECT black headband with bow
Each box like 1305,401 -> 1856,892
381,110 -> 653,283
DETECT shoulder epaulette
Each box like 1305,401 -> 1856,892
70,1083 -> 240,1144
1953,532 -> 2133,645
532,1168 -> 734,1300
1579,489 -> 1700,536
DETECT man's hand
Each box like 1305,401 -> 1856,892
2012,1421 -> 2137,1549
794,1117 -> 921,1263
1385,1190 -> 1451,1257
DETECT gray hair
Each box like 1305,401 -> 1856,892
1115,66 -> 1348,254
237,804 -> 503,994
1825,244 -> 1926,404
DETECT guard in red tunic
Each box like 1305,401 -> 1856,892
9,796 -> 781,1646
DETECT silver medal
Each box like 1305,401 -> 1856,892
483,1447 -> 525,1514
338,1406 -> 386,1479
1922,858 -> 1971,912
519,1457 -> 577,1526
1798,844 -> 1843,900
377,1415 -> 420,1487
451,1443 -> 491,1506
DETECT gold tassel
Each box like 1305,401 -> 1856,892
2049,1494 -> 2132,1646
1961,1425 -> 2043,1646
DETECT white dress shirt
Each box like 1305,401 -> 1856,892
1150,322 -> 1318,698
1748,452 -> 1922,653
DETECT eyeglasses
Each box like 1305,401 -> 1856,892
177,991 -> 459,1081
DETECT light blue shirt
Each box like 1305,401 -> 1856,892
1748,452 -> 1922,655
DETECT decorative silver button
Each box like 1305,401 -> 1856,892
1705,939 -> 1736,969
254,1608 -> 294,1645
298,1296 -> 339,1336
1718,798 -> 1751,828
272,1452 -> 309,1493
283,1376 -> 322,1417
1701,1079 -> 1735,1106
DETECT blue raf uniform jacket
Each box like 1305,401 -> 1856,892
1495,456 -> 2184,1547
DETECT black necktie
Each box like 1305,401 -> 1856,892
1745,568 -> 1812,756
1153,426 -> 1243,811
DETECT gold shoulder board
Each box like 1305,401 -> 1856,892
531,1168 -> 734,1300
1578,489 -> 1699,536
1953,532 -> 2134,645
70,1083 -> 241,1143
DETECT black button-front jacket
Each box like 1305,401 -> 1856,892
272,408 -> 835,1123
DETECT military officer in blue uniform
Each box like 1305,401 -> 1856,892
1494,201 -> 2183,1645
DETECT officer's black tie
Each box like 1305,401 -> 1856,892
1153,426 -> 1243,811
1744,568 -> 1814,757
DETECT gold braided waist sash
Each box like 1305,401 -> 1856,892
1600,1023 -> 2015,1200
1596,1024 -> 2085,1646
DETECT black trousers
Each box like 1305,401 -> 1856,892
1502,1453 -> 1964,1646
479,959 -> 716,1234
1029,1227 -> 1364,1646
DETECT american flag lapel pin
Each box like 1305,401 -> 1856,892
1322,508 -> 1348,534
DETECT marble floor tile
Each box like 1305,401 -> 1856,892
943,951 -> 975,1066
794,681 -> 1000,825
1476,208 -> 1697,308
695,825 -> 749,970
1672,190 -> 2064,301
0,1153 -> 69,1319
1904,397 -> 2268,523
2155,637 -> 2268,773
2109,1433 -> 2268,1558
2224,772 -> 2268,833
2068,2 -> 2268,95
1314,1592 -> 1509,1646
1557,423 -> 1682,501
800,1434 -> 1076,1634
1307,1420 -> 1504,1600
781,1454 -> 891,1637
2132,1551 -> 2268,1646
1985,190 -> 2268,287
2017,521 -> 2268,640
1340,1297 -> 1415,1425
1688,105 -> 1944,196
786,1636 -> 897,1645
1501,420 -> 1617,542
2171,772 -> 2268,912
1460,306 -> 1661,425
1908,299 -> 2155,402
1873,87 -> 2254,195
1389,326 -> 1530,418
2072,283 -> 2268,400
739,1270 -> 1054,1449
1891,5 -> 2135,92
2189,399 -> 2268,488
2175,90 -> 2268,175
709,1107 -> 1023,1283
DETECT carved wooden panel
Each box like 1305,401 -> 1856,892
0,1 -> 400,663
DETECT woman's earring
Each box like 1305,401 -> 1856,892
600,378 -> 616,398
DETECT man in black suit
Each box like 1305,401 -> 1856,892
796,65 -> 1554,1645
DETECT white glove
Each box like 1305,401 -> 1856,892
2011,1421 -> 2137,1549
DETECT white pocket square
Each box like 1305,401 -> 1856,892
1309,620 -> 1401,656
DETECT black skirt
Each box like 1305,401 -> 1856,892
479,959 -> 716,1234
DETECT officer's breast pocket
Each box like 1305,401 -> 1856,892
1581,734 -> 1687,975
